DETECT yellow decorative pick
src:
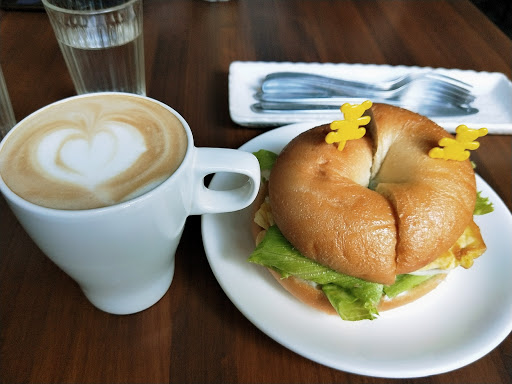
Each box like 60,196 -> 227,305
429,125 -> 488,161
325,100 -> 373,151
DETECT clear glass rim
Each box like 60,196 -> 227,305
41,0 -> 141,15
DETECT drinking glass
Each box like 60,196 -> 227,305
42,0 -> 146,95
0,65 -> 16,138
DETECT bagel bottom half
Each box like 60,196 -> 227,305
268,267 -> 446,314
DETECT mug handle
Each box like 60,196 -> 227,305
190,147 -> 260,215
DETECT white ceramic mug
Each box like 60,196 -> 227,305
0,93 -> 260,315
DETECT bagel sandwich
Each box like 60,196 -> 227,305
248,103 -> 493,321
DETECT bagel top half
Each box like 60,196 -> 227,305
268,103 -> 476,285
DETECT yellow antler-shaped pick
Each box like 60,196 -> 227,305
325,100 -> 372,151
429,125 -> 488,161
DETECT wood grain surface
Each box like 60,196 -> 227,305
1,1 -> 511,383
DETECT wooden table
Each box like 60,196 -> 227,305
1,1 -> 511,382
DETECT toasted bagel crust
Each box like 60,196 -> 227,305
268,104 -> 476,285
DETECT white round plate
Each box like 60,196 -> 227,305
201,122 -> 512,378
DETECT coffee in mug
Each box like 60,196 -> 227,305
0,94 -> 187,210
0,93 -> 260,314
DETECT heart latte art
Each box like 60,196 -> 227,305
0,95 -> 187,209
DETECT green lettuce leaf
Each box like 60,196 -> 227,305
474,191 -> 494,215
253,149 -> 278,171
383,274 -> 439,298
248,225 -> 383,320
322,284 -> 378,321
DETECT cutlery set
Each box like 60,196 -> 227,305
251,71 -> 478,116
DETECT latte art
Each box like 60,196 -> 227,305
39,124 -> 147,189
0,94 -> 188,209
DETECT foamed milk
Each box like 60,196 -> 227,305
0,94 -> 187,209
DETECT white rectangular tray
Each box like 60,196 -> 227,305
228,61 -> 512,134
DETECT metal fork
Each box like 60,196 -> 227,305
250,100 -> 479,117
255,85 -> 473,107
260,71 -> 476,105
